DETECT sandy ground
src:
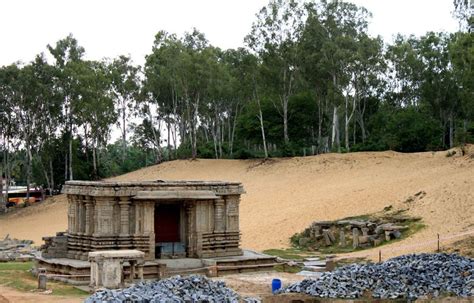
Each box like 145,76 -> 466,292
0,147 -> 473,260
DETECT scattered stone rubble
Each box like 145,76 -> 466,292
296,219 -> 408,250
0,234 -> 38,262
85,275 -> 261,303
41,232 -> 68,258
279,253 -> 474,300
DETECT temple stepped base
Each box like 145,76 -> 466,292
35,250 -> 278,286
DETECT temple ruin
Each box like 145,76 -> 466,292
39,180 -> 276,282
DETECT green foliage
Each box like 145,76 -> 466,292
0,2 -> 473,191
368,106 -> 443,152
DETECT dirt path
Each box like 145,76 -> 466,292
0,285 -> 84,303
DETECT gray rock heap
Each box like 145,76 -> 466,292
279,253 -> 474,300
0,234 -> 38,262
85,275 -> 261,303
298,219 -> 407,250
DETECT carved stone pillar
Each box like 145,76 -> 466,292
67,196 -> 75,234
77,196 -> 85,235
225,195 -> 240,232
119,197 -> 131,236
94,197 -> 115,236
213,198 -> 225,233
185,201 -> 196,257
85,197 -> 94,235
75,195 -> 82,234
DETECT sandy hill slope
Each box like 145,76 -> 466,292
1,146 -> 473,259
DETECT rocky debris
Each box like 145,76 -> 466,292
41,232 -> 68,258
85,275 -> 262,303
279,253 -> 474,300
0,234 -> 38,261
295,218 -> 409,251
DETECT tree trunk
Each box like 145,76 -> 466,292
317,97 -> 322,153
26,137 -> 32,203
191,95 -> 200,160
344,92 -> 357,151
331,105 -> 340,152
229,105 -> 239,158
49,159 -> 54,196
69,137 -> 73,180
64,151 -> 68,181
92,144 -> 98,180
283,96 -> 289,144
449,113 -> 454,148
167,120 -> 171,161
257,100 -> 269,159
0,165 -> 4,213
122,102 -> 127,164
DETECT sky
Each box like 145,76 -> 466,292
0,0 -> 459,68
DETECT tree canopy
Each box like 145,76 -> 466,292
0,0 -> 472,196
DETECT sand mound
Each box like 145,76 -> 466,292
0,146 -> 472,259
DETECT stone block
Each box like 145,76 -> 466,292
339,230 -> 346,246
322,230 -> 333,246
352,228 -> 360,248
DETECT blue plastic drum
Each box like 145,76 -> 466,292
271,278 -> 282,293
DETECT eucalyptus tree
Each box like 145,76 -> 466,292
0,66 -> 18,210
345,34 -> 385,148
300,0 -> 371,151
144,31 -> 184,160
29,55 -> 61,192
449,31 -> 474,142
453,0 -> 473,31
246,0 -> 305,144
47,34 -> 85,180
181,29 -> 214,159
221,48 -> 256,157
73,60 -> 116,179
385,35 -> 424,107
109,55 -> 140,163
227,48 -> 269,158
416,32 -> 459,148
0,59 -> 51,201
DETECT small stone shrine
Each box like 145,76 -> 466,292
89,250 -> 145,290
43,180 -> 245,261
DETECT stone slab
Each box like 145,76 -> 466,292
88,250 -> 145,259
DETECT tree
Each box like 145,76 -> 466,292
453,0 -> 473,31
47,34 -> 85,180
300,0 -> 372,152
110,55 -> 140,163
246,0 -> 304,144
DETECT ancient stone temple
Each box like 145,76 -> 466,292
47,180 -> 245,261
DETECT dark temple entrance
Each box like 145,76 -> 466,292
155,204 -> 180,242
154,203 -> 185,258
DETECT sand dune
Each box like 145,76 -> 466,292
1,146 -> 473,259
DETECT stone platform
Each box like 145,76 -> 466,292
36,250 -> 279,285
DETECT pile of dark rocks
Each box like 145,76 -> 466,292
0,234 -> 38,262
279,253 -> 473,300
85,275 -> 261,303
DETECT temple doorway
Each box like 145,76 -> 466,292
154,203 -> 185,258
155,204 -> 180,242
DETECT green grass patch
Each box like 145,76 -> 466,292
263,248 -> 319,260
0,261 -> 88,297
0,262 -> 33,271
274,264 -> 302,273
